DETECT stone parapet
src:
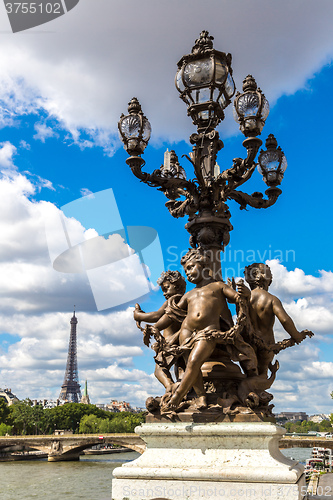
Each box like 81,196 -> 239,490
112,422 -> 306,500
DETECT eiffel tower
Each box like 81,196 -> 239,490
59,310 -> 82,403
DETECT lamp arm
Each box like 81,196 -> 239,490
243,137 -> 263,168
126,156 -> 192,191
214,161 -> 256,198
126,155 -> 201,219
228,186 -> 282,211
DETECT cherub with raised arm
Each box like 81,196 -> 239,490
244,263 -> 313,377
152,249 -> 258,412
133,270 -> 186,393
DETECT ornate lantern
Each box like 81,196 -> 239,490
258,134 -> 287,186
233,75 -> 269,137
175,31 -> 235,131
118,98 -> 151,156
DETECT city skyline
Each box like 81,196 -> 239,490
0,1 -> 332,414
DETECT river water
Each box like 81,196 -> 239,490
1,451 -> 139,500
1,448 -> 311,500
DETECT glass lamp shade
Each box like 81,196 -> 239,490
175,31 -> 235,131
234,75 -> 269,137
258,134 -> 287,186
118,98 -> 151,156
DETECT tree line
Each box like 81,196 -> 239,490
284,419 -> 332,434
0,399 -> 145,435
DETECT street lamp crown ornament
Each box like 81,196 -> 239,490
192,30 -> 214,54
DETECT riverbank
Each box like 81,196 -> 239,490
0,446 -> 132,461
0,451 -> 48,462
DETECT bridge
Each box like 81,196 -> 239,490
280,436 -> 333,450
0,434 -> 331,462
0,433 -> 145,461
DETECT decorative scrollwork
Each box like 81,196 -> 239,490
228,187 -> 282,210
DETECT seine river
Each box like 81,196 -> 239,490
1,448 -> 311,500
1,451 -> 140,500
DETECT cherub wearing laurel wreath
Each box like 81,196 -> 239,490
133,270 -> 186,395
152,249 -> 258,412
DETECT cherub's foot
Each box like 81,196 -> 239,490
160,401 -> 178,415
146,397 -> 161,413
160,382 -> 180,407
193,395 -> 207,410
225,406 -> 240,416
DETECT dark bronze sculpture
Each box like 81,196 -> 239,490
134,271 -> 186,395
135,257 -> 313,421
118,31 -> 314,422
244,263 -> 313,376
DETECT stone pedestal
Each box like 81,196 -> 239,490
112,422 -> 306,500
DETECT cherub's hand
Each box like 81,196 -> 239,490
302,329 -> 314,338
236,280 -> 250,299
227,277 -> 237,291
133,303 -> 144,321
292,330 -> 313,344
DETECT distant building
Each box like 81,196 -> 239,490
54,429 -> 73,435
96,400 -> 136,413
276,412 -> 309,422
31,399 -> 61,408
309,414 -> 330,423
80,380 -> 90,405
0,388 -> 19,405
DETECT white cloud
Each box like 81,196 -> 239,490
0,141 -> 17,170
267,260 -> 333,337
268,260 -> 333,298
0,1 -> 333,148
0,164 -> 156,315
33,122 -> 58,142
19,140 -> 30,150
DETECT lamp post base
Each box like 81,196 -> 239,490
111,422 -> 305,500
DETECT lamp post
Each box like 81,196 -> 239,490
118,31 -> 286,279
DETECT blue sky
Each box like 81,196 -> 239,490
0,0 -> 332,415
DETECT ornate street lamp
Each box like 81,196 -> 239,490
118,31 -> 286,278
